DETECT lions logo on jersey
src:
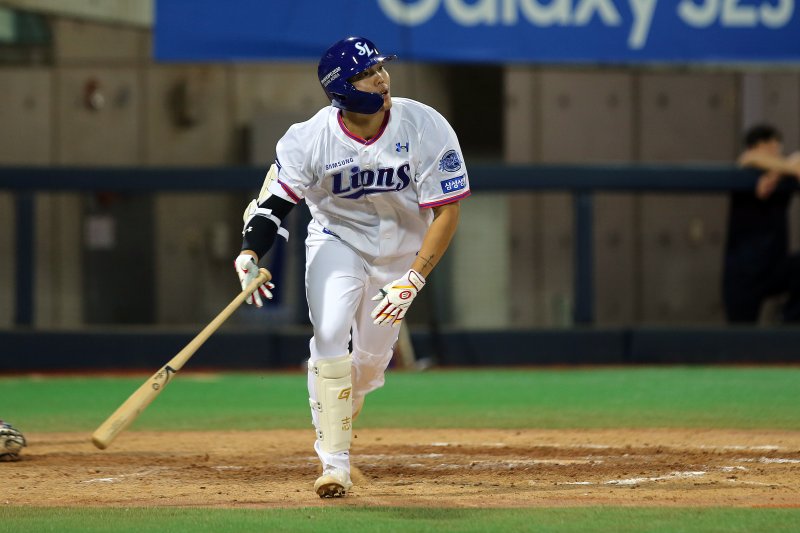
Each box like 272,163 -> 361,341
438,150 -> 462,172
331,163 -> 412,199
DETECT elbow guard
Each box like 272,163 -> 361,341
241,194 -> 294,258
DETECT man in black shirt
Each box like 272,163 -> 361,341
724,124 -> 800,323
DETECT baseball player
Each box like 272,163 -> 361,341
234,36 -> 470,498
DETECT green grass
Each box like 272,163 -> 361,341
2,367 -> 798,532
1,367 -> 798,432
1,506 -> 799,533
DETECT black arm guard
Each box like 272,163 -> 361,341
241,195 -> 295,259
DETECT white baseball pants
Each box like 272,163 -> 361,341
304,223 -> 412,472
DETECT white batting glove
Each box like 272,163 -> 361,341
370,269 -> 426,327
234,254 -> 274,308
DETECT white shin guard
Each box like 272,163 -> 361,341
308,353 -> 353,455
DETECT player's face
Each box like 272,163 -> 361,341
349,63 -> 392,111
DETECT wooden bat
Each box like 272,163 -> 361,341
91,268 -> 272,450
395,322 -> 417,370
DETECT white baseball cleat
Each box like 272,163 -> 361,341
314,467 -> 352,498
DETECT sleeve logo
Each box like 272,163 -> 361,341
438,150 -> 462,172
440,174 -> 466,194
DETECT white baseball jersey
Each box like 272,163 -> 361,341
268,97 -> 470,258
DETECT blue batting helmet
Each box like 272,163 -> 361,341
318,36 -> 396,115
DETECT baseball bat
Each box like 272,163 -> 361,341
91,268 -> 272,450
395,322 -> 417,370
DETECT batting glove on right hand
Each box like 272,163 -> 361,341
234,254 -> 274,308
370,269 -> 426,327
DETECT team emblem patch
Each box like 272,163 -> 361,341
438,150 -> 462,172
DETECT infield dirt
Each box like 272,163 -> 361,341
4,428 -> 799,508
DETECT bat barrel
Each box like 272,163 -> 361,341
90,268 -> 271,450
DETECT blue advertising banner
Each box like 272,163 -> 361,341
155,0 -> 800,64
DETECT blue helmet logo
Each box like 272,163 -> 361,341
317,36 -> 396,115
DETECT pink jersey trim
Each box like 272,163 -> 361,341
277,179 -> 301,203
419,189 -> 471,209
337,110 -> 390,146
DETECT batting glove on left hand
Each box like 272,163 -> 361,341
234,254 -> 274,308
370,269 -> 426,327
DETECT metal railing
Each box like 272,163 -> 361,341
0,163 -> 765,327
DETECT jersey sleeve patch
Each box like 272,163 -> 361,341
438,150 -> 462,172
439,174 -> 467,194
